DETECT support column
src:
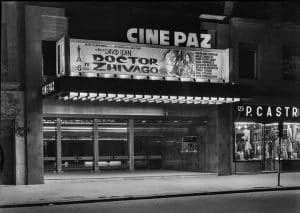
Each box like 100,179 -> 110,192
93,119 -> 99,172
206,107 -> 219,172
55,118 -> 62,173
25,5 -> 67,184
217,104 -> 233,176
128,119 -> 135,171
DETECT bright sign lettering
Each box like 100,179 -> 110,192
236,105 -> 300,120
126,28 -> 212,48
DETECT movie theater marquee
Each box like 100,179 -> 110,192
56,36 -> 229,83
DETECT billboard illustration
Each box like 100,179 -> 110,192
57,37 -> 230,83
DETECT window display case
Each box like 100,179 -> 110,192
234,122 -> 300,162
283,123 -> 300,160
181,136 -> 198,153
234,122 -> 263,161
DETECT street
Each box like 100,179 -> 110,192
2,190 -> 300,213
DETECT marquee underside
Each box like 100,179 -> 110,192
42,76 -> 252,105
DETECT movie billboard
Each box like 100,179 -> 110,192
65,38 -> 229,82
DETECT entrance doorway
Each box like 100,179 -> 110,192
134,118 -> 208,171
43,117 -> 210,173
43,118 -> 128,172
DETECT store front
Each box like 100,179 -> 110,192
41,36 -> 251,174
233,104 -> 300,173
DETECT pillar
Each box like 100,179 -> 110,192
55,118 -> 62,173
206,106 -> 219,172
217,104 -> 233,175
93,119 -> 99,172
25,5 -> 67,184
128,119 -> 135,171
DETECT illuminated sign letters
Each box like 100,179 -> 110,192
126,28 -> 212,48
236,104 -> 300,120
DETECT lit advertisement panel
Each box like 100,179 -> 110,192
57,37 -> 230,83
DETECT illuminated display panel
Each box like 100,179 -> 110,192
234,122 -> 300,161
57,37 -> 230,83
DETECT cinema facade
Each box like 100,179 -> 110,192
1,3 -> 300,185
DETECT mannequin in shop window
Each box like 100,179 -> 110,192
281,139 -> 289,160
267,127 -> 277,159
287,124 -> 294,159
287,124 -> 300,159
294,129 -> 300,159
242,128 -> 252,159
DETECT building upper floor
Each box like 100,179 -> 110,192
2,1 -> 300,99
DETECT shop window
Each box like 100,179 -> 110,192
234,122 -> 300,161
283,123 -> 300,160
234,122 -> 263,161
282,46 -> 300,81
238,43 -> 257,79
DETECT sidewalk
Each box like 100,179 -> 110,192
0,170 -> 299,208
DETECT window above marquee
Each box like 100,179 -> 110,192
282,46 -> 300,81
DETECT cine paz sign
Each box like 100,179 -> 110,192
126,28 -> 212,48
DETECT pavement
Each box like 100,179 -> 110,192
0,170 -> 299,208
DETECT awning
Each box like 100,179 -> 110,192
42,76 -> 252,105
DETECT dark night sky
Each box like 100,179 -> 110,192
25,1 -> 300,41
33,1 -> 299,76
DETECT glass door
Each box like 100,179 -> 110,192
98,119 -> 128,170
61,119 -> 93,171
43,119 -> 56,172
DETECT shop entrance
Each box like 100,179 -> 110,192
44,117 -> 210,173
134,118 -> 208,171
43,118 -> 128,172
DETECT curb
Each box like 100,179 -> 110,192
1,186 -> 299,208
45,174 -> 214,182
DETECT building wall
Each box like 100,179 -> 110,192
230,18 -> 300,172
1,2 -> 26,185
1,2 -> 67,184
201,17 -> 300,173
230,18 -> 300,100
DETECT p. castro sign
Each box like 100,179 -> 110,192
56,36 -> 230,83
235,104 -> 300,122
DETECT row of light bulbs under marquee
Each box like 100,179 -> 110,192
57,92 -> 240,105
